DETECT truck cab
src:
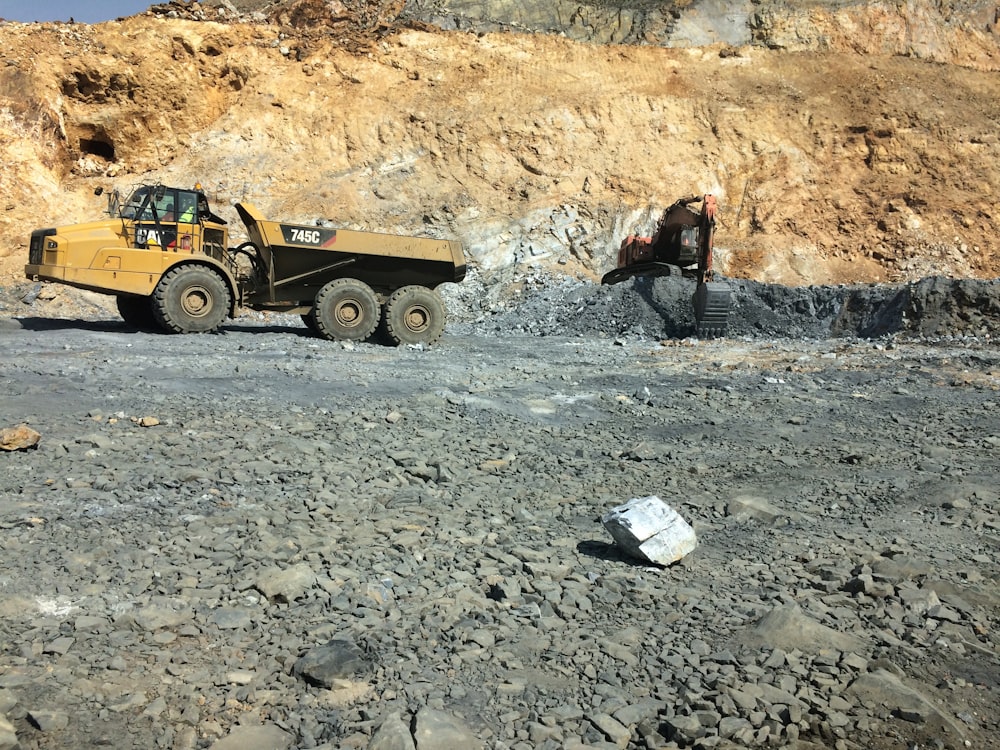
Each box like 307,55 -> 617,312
26,183 -> 234,299
117,184 -> 229,257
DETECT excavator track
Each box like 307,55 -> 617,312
601,262 -> 681,286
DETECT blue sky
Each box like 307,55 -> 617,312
0,0 -> 151,23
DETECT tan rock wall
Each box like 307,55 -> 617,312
2,3 -> 999,286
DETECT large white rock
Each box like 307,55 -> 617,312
601,495 -> 697,566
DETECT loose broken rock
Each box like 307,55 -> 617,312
737,602 -> 866,654
847,669 -> 968,748
601,495 -> 697,566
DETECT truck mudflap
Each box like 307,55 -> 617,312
693,281 -> 731,337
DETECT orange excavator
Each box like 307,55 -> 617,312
601,194 -> 731,336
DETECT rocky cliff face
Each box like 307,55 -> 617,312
1,0 -> 998,288
403,0 -> 1000,58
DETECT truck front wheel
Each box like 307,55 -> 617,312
152,265 -> 231,334
313,278 -> 379,341
384,285 -> 446,346
300,313 -> 318,333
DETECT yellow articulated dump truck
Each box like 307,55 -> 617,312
25,183 -> 467,345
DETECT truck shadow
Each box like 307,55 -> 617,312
13,317 -> 313,337
14,316 -> 134,333
13,317 -> 402,345
220,323 -> 314,337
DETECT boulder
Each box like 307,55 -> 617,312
601,496 -> 697,566
0,424 -> 40,451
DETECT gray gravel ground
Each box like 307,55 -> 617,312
0,273 -> 998,750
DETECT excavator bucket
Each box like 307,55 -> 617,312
693,281 -> 731,337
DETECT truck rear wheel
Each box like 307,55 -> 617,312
152,265 -> 231,334
116,295 -> 158,330
383,285 -> 446,346
313,278 -> 379,341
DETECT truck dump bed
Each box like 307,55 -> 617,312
235,202 -> 466,306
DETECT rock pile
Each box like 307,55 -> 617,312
445,271 -> 1000,341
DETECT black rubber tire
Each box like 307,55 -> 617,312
300,312 -> 318,333
152,265 -> 231,334
313,278 -> 379,341
115,295 -> 158,330
383,285 -> 446,346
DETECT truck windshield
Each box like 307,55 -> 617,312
119,185 -> 203,224
120,187 -> 153,220
119,186 -> 181,222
